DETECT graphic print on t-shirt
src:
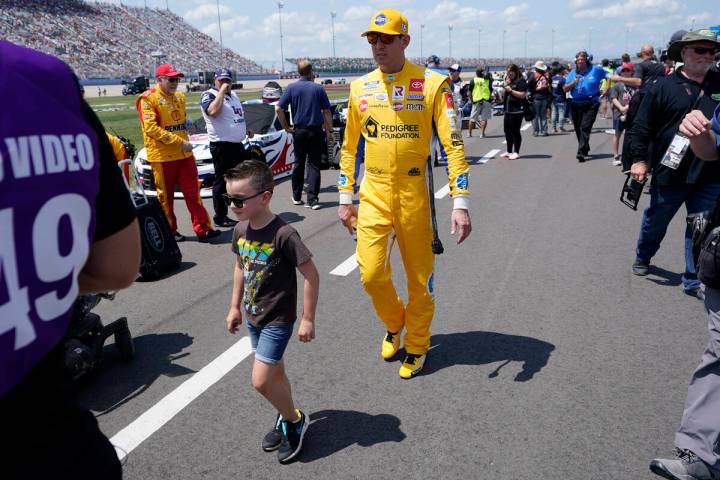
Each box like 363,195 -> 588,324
236,238 -> 279,315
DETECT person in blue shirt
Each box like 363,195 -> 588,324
563,50 -> 609,162
275,60 -> 335,209
551,64 -> 567,132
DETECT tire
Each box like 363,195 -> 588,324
114,320 -> 135,362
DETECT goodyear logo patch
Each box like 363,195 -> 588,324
455,173 -> 469,190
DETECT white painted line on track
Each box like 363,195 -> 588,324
330,253 -> 358,276
521,123 -> 532,131
435,183 -> 450,199
110,336 -> 253,460
477,149 -> 501,164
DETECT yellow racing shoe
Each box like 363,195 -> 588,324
399,353 -> 425,379
381,331 -> 401,360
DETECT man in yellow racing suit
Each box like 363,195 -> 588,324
337,9 -> 472,379
136,63 -> 219,242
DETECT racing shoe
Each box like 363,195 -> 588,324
399,353 -> 425,379
650,449 -> 720,480
173,232 -> 186,242
214,217 -> 237,228
277,409 -> 308,464
262,413 -> 283,452
197,229 -> 221,243
381,330 -> 401,361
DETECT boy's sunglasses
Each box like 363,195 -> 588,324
222,191 -> 267,208
688,46 -> 719,55
366,33 -> 402,45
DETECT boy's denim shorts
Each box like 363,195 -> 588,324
246,322 -> 293,365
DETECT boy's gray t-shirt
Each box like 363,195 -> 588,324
231,216 -> 312,327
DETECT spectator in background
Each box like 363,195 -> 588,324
1,40 -> 140,479
628,30 -> 720,299
200,67 -> 253,228
501,63 -> 527,160
448,63 -> 465,119
137,63 -> 220,242
551,64 -> 567,132
610,63 -> 636,166
467,64 -> 493,138
275,59 -> 335,210
599,59 -> 613,119
528,60 -> 550,136
564,51 -> 609,162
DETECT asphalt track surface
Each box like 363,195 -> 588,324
81,114 -> 709,479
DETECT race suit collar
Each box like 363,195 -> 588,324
380,60 -> 409,82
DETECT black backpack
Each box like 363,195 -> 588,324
691,197 -> 720,289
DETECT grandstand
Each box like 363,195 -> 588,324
286,56 -> 567,74
0,0 -> 264,79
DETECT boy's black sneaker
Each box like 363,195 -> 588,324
214,217 -> 237,228
262,414 -> 283,452
197,229 -> 221,243
632,258 -> 650,276
277,410 -> 308,463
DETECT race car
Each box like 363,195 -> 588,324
133,102 -> 295,198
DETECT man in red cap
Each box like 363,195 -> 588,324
136,63 -> 219,242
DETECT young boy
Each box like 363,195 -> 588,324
224,160 -> 319,463
610,63 -> 636,166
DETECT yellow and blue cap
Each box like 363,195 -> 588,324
361,9 -> 409,37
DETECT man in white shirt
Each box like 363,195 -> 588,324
200,68 -> 253,227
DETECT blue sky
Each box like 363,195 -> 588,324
101,0 -> 719,68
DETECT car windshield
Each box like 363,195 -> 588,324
189,102 -> 278,135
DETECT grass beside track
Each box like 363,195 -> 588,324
88,91 -> 349,148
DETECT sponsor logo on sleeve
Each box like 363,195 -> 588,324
408,167 -> 421,176
338,173 -> 348,186
392,85 -> 405,100
444,92 -> 455,109
455,173 -> 469,190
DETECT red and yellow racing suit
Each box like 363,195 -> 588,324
339,62 -> 470,355
136,86 -> 211,236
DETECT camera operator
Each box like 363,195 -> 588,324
627,30 -> 720,299
0,41 -> 140,478
649,104 -> 720,480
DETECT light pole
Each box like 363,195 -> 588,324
330,11 -> 337,58
216,0 -> 224,66
420,24 -> 425,59
277,1 -> 285,74
502,29 -> 506,62
551,28 -> 555,58
448,24 -> 453,59
524,29 -> 528,58
478,28 -> 482,59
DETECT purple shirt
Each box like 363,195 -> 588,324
0,41 -> 99,397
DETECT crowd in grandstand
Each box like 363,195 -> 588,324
0,0 -> 264,78
286,56 -> 564,74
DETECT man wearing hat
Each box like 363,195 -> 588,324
137,64 -> 219,242
337,8 -> 472,379
468,64 -> 493,138
627,30 -> 720,302
200,68 -> 252,228
529,61 -> 550,136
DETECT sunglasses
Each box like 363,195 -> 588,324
366,33 -> 402,45
162,77 -> 180,83
688,46 -> 719,55
222,191 -> 266,208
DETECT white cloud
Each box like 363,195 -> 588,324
343,5 -> 373,22
504,3 -> 529,19
573,0 -> 683,19
568,0 -> 595,8
184,3 -> 229,22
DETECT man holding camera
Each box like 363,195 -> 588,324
200,68 -> 253,228
628,30 -> 720,300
